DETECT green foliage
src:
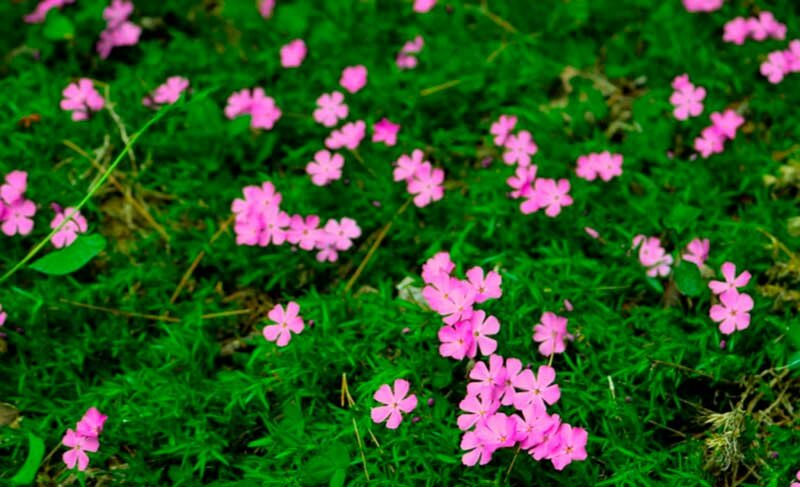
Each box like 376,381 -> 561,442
29,234 -> 106,276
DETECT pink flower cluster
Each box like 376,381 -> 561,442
263,301 -> 305,346
62,407 -> 107,471
60,79 -> 105,122
682,0 -> 722,13
761,40 -> 800,84
280,39 -> 307,68
670,74 -> 705,121
24,0 -> 74,23
50,205 -> 88,248
231,181 -> 361,263
632,235 -> 673,277
1,171 -> 36,237
723,13 -> 786,45
393,150 -> 445,208
340,65 -> 368,94
397,36 -> 424,70
492,116 -> 573,217
533,312 -> 573,357
143,76 -> 190,108
459,355 -> 587,470
96,0 -> 141,60
371,379 -> 418,429
225,88 -> 282,130
420,252 -> 502,360
709,262 -> 753,335
575,152 -> 623,182
325,120 -> 366,150
693,109 -> 745,158
682,238 -> 710,268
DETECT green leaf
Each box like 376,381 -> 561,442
664,204 -> 701,233
43,11 -> 74,41
674,263 -> 704,297
787,351 -> 800,371
29,234 -> 106,276
301,442 -> 350,483
329,469 -> 346,487
11,433 -> 45,485
786,323 -> 800,350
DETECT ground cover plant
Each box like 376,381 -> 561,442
1,0 -> 799,485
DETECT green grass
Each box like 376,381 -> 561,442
1,0 -> 799,485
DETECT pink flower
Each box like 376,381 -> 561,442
402,36 -> 425,54
371,379 -> 418,429
225,88 -> 282,130
584,227 -> 599,239
512,365 -> 561,411
708,262 -> 751,295
413,0 -> 437,13
396,53 -> 418,70
424,275 -> 475,325
258,0 -> 275,18
503,131 -> 538,166
61,79 -> 105,121
467,354 -> 506,399
670,84 -> 705,120
497,357 -> 524,406
490,115 -> 517,146
258,205 -> 290,246
322,217 -> 361,251
286,214 -> 320,251
576,152 -> 623,182
682,0 -> 723,13
787,41 -> 800,72
263,301 -> 305,346
723,17 -> 750,45
407,163 -> 445,208
62,429 -> 99,471
280,39 -> 307,68
231,181 -> 281,221
709,110 -> 744,140
792,471 -> 800,487
97,1 -> 141,59
438,321 -> 474,360
394,150 -> 426,182
2,199 -> 36,236
507,165 -> 537,199
761,51 -> 789,84
529,413 -> 562,460
458,392 -> 499,431
76,407 -> 107,438
313,92 -> 348,127
549,424 -> 588,470
476,413 -> 517,450
0,304 -> 6,328
421,251 -> 454,284
634,236 -> 673,277
513,404 -> 552,449
372,118 -> 401,146
757,12 -> 786,40
306,150 -> 343,186
694,126 -> 725,158
532,312 -> 572,357
460,430 -> 494,466
50,207 -> 88,248
24,0 -> 74,23
709,290 -> 754,334
325,120 -> 366,150
533,178 -> 572,217
465,267 -> 502,303
103,0 -> 132,25
465,310 -> 500,357
340,65 -> 368,94
397,36 -> 424,70
682,238 -> 709,267
1,171 -> 28,205
671,74 -> 692,91
143,76 -> 189,107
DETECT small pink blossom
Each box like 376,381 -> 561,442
723,17 -> 750,45
634,236 -> 673,277
584,227 -> 599,239
757,12 -> 786,40
1,171 -> 28,205
465,310 -> 500,357
396,53 -> 418,70
225,88 -> 282,130
325,120 -> 366,150
549,424 -> 588,471
407,163 -> 445,208
397,36 -> 424,69
670,83 -> 705,120
760,51 -> 788,84
421,251 -> 454,284
460,430 -> 494,466
322,217 -> 361,251
258,0 -> 275,18
532,312 -> 573,357
371,379 -> 418,429
576,152 -> 623,182
62,429 -> 99,471
503,131 -> 538,166
465,267 -> 502,303
60,79 -> 105,121
286,214 -> 320,251
709,262 -> 751,295
50,207 -> 88,248
490,115 -> 517,147
340,65 -> 368,94
476,412 -> 517,449
438,321 -> 474,360
671,74 -> 692,92
694,126 -> 725,158
372,118 -> 401,146
97,1 -> 141,59
394,150 -> 426,183
280,39 -> 307,68
709,110 -> 744,140
143,76 -> 189,107
306,150 -> 344,186
512,365 -> 561,411
467,354 -> 506,399
76,408 -> 108,438
507,165 -> 537,199
710,290 -> 754,334
2,199 -> 36,237
263,301 -> 305,346
313,92 -> 348,127
401,36 -> 424,54
682,238 -> 709,267
682,0 -> 723,13
533,178 -> 572,217
258,205 -> 290,247
458,392 -> 499,431
413,0 -> 437,13
24,0 -> 74,23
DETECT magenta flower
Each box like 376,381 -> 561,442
413,0 -> 437,13
424,275 -> 475,325
710,290 -> 754,334
761,51 -> 789,84
340,65 -> 367,94
458,392 -> 499,431
396,36 -> 424,69
532,312 -> 572,357
407,163 -> 445,208
396,53 -> 418,70
533,178 -> 572,217
231,182 -> 281,222
465,267 -> 502,303
258,205 -> 290,246
633,235 -> 672,277
490,115 -> 517,146
723,17 -> 750,45
393,149 -> 426,182
682,0 -> 722,12
421,251 -> 454,284
467,354 -> 506,399
503,130 -> 538,166
708,262 -> 751,295
694,126 -> 725,158
313,92 -> 348,127
465,310 -> 500,357
96,0 -> 141,59
280,39 -> 307,68
460,430 -> 493,466
286,215 -> 320,251
670,83 -> 705,121
2,200 -> 36,237
1,171 -> 27,205
760,13 -> 787,40
402,35 -> 424,54
438,321 -> 474,360
325,120 -> 366,150
671,74 -> 692,91
225,88 -> 281,130
513,404 -> 553,449
62,429 -> 99,471
143,76 -> 189,108
306,150 -> 344,186
258,0 -> 275,18
476,412 -> 517,450
322,217 -> 361,251
370,379 -> 418,429
512,365 -> 561,411
576,152 -> 623,182
709,110 -> 744,140
24,0 -> 74,23
372,118 -> 401,146
507,165 -> 537,200
50,207 -> 88,248
682,238 -> 709,267
76,407 -> 108,438
497,357 -> 524,406
549,424 -> 588,471
263,301 -> 305,346
61,79 -> 105,121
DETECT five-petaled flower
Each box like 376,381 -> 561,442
709,289 -> 754,334
371,379 -> 418,429
263,302 -> 305,346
